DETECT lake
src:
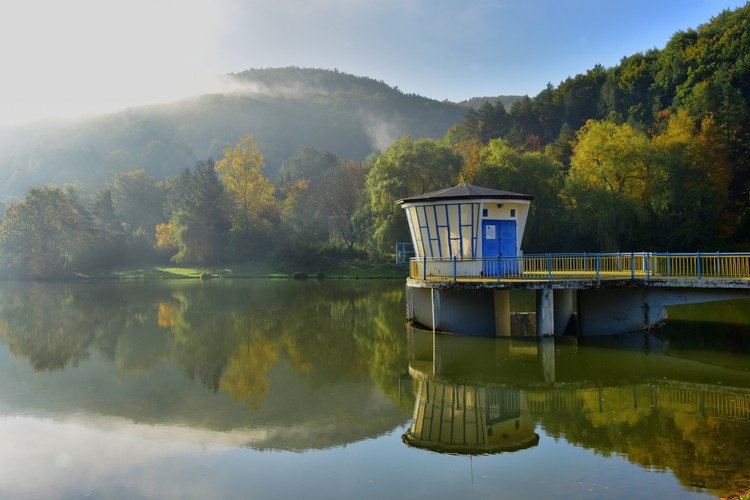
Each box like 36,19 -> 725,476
0,279 -> 748,499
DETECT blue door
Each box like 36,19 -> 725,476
482,220 -> 517,276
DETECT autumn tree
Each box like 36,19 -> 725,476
215,135 -> 278,233
565,119 -> 652,250
215,136 -> 279,258
649,110 -> 730,248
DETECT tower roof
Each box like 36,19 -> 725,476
396,185 -> 533,204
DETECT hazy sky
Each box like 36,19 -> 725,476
1,0 -> 746,126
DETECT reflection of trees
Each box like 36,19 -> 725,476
0,284 -> 95,370
353,288 -> 413,411
221,330 -> 280,410
216,282 -> 407,411
0,280 -> 411,414
408,331 -> 750,496
536,386 -> 750,497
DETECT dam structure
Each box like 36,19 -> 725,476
397,185 -> 750,337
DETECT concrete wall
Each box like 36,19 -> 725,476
407,286 -> 496,336
577,287 -> 750,336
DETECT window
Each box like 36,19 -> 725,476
482,208 -> 488,217
510,209 -> 516,217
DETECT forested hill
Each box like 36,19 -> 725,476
446,3 -> 750,249
0,67 -> 466,199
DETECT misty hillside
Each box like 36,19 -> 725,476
0,67 -> 467,199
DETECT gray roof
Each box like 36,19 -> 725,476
396,185 -> 533,204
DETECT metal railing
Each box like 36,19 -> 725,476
408,252 -> 750,283
396,242 -> 415,266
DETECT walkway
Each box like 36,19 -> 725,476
409,252 -> 750,288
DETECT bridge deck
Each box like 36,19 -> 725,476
408,252 -> 750,289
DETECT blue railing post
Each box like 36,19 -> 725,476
422,256 -> 427,280
617,252 -> 621,271
697,252 -> 702,279
453,256 -> 457,283
596,255 -> 600,281
546,253 -> 552,281
630,252 -> 635,279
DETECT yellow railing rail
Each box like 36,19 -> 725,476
409,252 -> 750,282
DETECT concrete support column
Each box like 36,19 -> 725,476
536,288 -> 554,337
493,290 -> 511,337
553,289 -> 574,336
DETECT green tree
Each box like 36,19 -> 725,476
168,160 -> 230,265
364,136 -> 462,253
278,147 -> 340,251
322,160 -> 370,251
108,169 -> 167,243
0,186 -> 90,278
474,139 -> 565,252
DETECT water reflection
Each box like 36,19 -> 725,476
0,280 -> 413,451
404,327 -> 750,495
2,281 -> 750,498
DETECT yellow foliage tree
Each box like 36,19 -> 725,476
568,119 -> 651,196
154,223 -> 177,250
565,119 -> 652,250
215,135 -> 279,232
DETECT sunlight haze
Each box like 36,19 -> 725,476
1,0 -> 746,126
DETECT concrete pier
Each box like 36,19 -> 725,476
406,278 -> 750,337
535,288 -> 554,337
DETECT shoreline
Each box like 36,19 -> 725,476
0,261 -> 409,282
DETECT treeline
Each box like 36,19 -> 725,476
2,4 -> 750,278
0,137 -> 369,278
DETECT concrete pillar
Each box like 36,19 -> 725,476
536,288 -> 554,337
553,289 -> 574,336
409,286 -> 433,330
493,289 -> 511,337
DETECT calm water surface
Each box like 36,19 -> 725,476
0,280 -> 748,499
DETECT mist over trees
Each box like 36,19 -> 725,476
0,68 -> 465,200
3,4 -> 750,278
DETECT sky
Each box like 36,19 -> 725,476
0,0 -> 747,126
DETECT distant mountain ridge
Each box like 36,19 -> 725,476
0,67 -> 467,199
459,95 -> 526,110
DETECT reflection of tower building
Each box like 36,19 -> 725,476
403,370 -> 539,454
